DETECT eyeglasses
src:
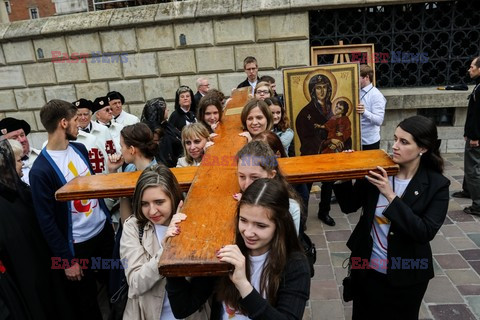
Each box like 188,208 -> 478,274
77,112 -> 91,117
256,90 -> 270,95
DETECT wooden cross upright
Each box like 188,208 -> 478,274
56,88 -> 398,277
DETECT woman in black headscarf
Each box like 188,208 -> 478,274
168,86 -> 198,132
0,140 -> 73,319
141,97 -> 183,168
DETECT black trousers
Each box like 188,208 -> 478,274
306,181 -> 334,215
362,140 -> 380,150
353,269 -> 428,320
64,221 -> 114,320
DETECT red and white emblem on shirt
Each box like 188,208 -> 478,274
88,148 -> 105,173
105,140 -> 116,155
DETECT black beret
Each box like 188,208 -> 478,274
73,98 -> 94,111
0,117 -> 31,136
107,91 -> 125,104
92,96 -> 110,113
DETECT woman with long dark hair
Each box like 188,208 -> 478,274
334,115 -> 450,319
166,178 -> 310,319
264,97 -> 294,155
197,95 -> 223,133
120,164 -> 209,319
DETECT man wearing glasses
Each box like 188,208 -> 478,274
237,56 -> 260,95
194,77 -> 210,105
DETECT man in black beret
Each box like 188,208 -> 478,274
106,91 -> 139,126
73,99 -> 110,174
93,96 -> 123,155
0,117 -> 40,184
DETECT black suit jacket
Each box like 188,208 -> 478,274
193,91 -> 203,106
334,166 -> 450,287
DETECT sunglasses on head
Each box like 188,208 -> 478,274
177,86 -> 191,94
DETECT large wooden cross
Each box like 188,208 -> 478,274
56,89 -> 398,277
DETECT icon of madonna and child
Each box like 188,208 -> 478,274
295,70 -> 355,156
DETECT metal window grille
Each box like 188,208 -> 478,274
4,1 -> 10,14
29,7 -> 39,19
309,1 -> 480,87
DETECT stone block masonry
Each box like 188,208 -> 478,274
0,0 -> 468,153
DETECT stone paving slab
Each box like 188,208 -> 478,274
429,304 -> 477,320
302,153 -> 479,319
434,254 -> 470,269
466,296 -> 480,319
460,249 -> 480,261
440,224 -> 465,238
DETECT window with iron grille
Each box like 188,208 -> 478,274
4,1 -> 10,14
309,1 -> 480,88
29,7 -> 39,19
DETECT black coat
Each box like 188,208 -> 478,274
168,107 -> 197,132
334,166 -> 450,287
156,121 -> 183,168
0,183 -> 73,319
194,91 -> 203,106
464,77 -> 480,140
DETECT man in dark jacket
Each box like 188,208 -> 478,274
237,56 -> 259,95
194,77 -> 210,105
459,56 -> 480,216
30,99 -> 114,320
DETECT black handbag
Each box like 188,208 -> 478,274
299,230 -> 316,277
109,279 -> 128,320
342,257 -> 353,302
108,224 -> 144,320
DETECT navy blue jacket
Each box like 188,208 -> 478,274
30,142 -> 111,261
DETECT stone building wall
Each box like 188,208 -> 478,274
0,0 -> 465,153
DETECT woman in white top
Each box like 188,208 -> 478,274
108,123 -> 158,223
120,164 -> 208,320
176,123 -> 213,167
264,97 -> 294,156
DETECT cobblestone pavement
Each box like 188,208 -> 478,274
303,153 -> 480,320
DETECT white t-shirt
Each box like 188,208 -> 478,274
47,146 -> 106,243
222,251 -> 269,319
155,224 -> 180,320
369,176 -> 411,273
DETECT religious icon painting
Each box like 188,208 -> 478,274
283,63 -> 361,157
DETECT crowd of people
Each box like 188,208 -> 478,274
0,55 -> 478,320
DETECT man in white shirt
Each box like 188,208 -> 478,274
0,117 -> 40,185
107,90 -> 139,126
356,64 -> 386,150
29,99 -> 114,319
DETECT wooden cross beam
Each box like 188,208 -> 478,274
56,89 -> 398,277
